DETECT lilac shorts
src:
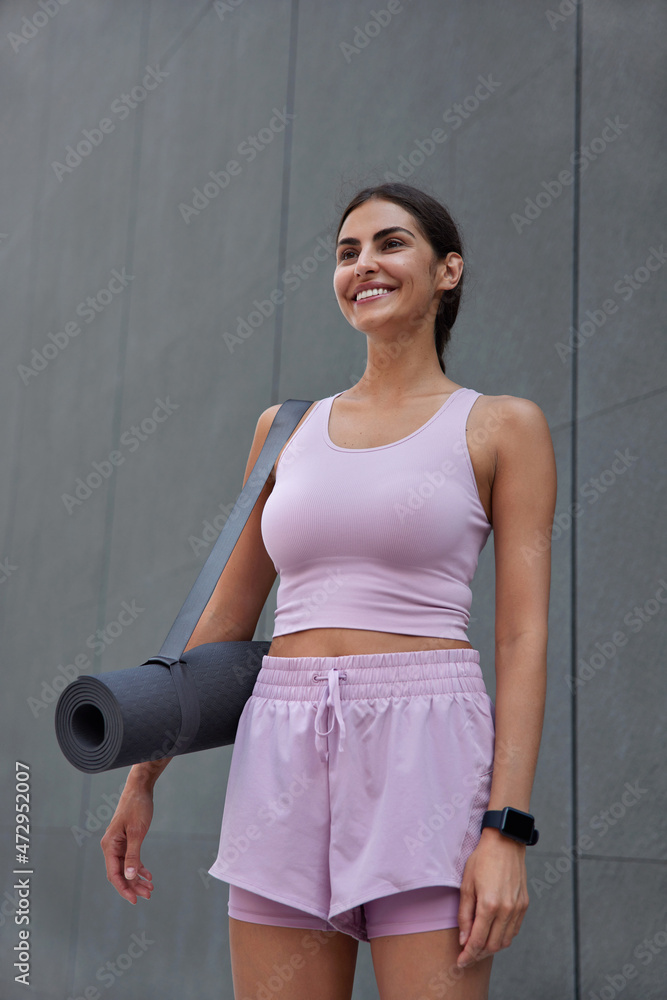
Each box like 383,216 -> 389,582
227,883 -> 461,938
208,647 -> 495,943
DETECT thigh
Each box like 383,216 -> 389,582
368,886 -> 493,1000
229,915 -> 358,1000
370,928 -> 492,1000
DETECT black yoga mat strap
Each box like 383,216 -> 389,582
142,656 -> 202,757
158,398 -> 313,661
55,399 -> 315,773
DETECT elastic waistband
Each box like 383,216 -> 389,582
252,647 -> 485,701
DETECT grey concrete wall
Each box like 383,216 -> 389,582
0,1 -> 665,997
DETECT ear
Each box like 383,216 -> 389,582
435,252 -> 464,293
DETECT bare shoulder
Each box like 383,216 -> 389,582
255,399 -> 320,435
472,391 -> 547,421
470,392 -> 552,449
248,403 -> 283,462
251,400 -> 320,484
254,402 -> 283,435
465,393 -> 555,511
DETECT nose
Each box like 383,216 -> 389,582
354,244 -> 380,274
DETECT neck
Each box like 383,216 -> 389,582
352,341 -> 455,403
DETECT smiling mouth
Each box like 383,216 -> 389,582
353,288 -> 398,304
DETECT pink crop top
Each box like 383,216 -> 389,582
260,386 -> 493,642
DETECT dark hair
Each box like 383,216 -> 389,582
334,182 -> 466,375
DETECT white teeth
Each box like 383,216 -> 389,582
356,287 -> 394,301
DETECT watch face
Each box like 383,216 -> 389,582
503,809 -> 534,842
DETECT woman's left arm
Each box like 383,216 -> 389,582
457,395 -> 558,970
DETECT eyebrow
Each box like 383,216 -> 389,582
336,226 -> 416,250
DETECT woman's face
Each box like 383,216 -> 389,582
333,198 -> 460,339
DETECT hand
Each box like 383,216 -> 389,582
456,829 -> 530,969
100,784 -> 155,904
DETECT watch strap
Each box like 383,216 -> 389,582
481,809 -> 539,846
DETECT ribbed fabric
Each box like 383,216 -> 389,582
260,386 -> 492,642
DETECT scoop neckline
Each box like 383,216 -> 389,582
323,386 -> 469,452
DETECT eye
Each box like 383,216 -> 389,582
338,238 -> 405,262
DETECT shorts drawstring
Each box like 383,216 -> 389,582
313,667 -> 347,763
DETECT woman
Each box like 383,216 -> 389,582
101,182 -> 557,1000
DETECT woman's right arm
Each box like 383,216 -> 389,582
100,403 -> 283,902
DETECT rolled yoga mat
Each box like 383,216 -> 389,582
54,398 -> 313,775
55,641 -> 271,773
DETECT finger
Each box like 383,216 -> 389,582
123,833 -> 145,881
101,834 -> 129,889
486,911 -> 513,956
130,863 -> 153,884
480,901 -> 522,957
118,874 -> 154,904
487,887 -> 528,951
121,863 -> 154,900
504,897 -> 529,946
108,869 -> 146,904
107,861 -> 152,903
101,836 -> 153,903
133,870 -> 154,893
457,882 -> 476,947
457,912 -> 493,968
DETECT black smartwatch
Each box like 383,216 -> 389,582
481,808 -> 539,846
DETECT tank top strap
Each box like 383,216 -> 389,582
443,386 -> 481,416
444,386 -> 483,432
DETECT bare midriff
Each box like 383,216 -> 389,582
266,628 -> 472,658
